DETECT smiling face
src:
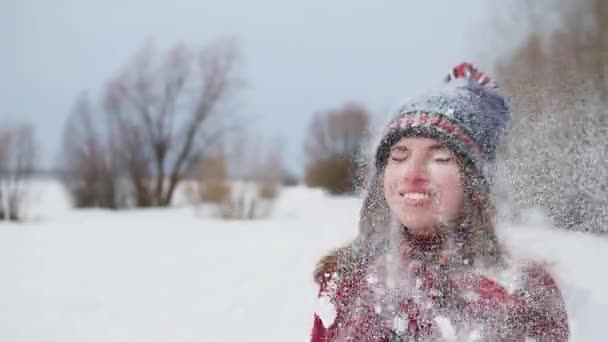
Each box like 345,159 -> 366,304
382,137 -> 465,235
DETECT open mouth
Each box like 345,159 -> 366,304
398,191 -> 432,207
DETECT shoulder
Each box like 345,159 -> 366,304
313,243 -> 366,298
518,260 -> 567,317
517,261 -> 569,339
312,244 -> 363,331
519,261 -> 561,292
472,260 -> 558,295
481,260 -> 565,308
314,244 -> 358,284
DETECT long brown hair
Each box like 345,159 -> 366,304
454,163 -> 505,268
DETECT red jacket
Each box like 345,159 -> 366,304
310,248 -> 569,341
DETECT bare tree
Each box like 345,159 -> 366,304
103,37 -> 243,207
60,38 -> 242,209
61,94 -> 125,208
0,122 -> 37,220
304,103 -> 371,194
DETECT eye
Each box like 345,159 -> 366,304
391,155 -> 406,162
433,152 -> 453,163
434,156 -> 452,163
389,146 -> 408,162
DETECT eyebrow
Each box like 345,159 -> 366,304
390,142 -> 449,151
427,143 -> 450,151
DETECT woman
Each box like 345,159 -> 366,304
310,63 -> 569,341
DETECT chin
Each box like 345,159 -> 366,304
399,218 -> 436,235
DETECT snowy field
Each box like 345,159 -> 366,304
0,180 -> 607,341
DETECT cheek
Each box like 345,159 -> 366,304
428,164 -> 464,209
382,165 -> 400,198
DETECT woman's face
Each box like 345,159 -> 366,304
383,137 -> 465,235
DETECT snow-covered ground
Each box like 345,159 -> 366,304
0,181 -> 606,341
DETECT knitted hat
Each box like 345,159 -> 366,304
375,62 -> 511,182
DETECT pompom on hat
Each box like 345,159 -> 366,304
375,62 -> 511,182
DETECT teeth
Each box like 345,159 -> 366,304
403,192 -> 430,200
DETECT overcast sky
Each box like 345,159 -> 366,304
2,0 -> 504,173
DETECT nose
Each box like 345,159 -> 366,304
403,155 -> 429,186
